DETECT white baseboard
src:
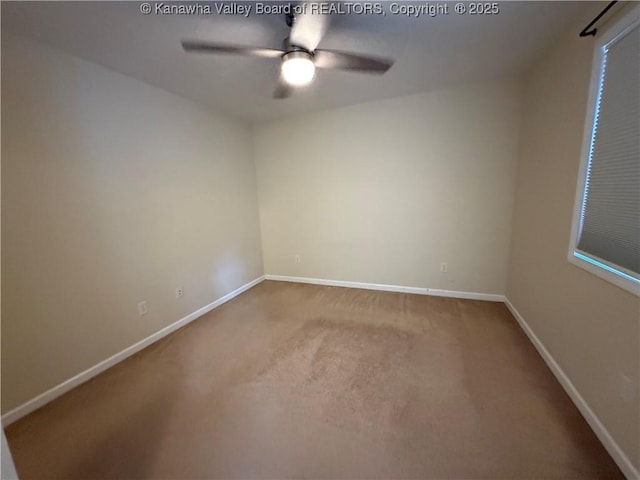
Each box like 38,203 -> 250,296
265,274 -> 505,302
1,275 -> 266,426
504,298 -> 639,480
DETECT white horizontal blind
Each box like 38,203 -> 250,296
577,23 -> 640,276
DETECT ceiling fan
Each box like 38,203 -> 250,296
181,2 -> 394,99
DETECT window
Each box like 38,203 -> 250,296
569,6 -> 640,296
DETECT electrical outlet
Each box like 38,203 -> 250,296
295,254 -> 301,264
137,301 -> 148,316
176,287 -> 184,299
440,262 -> 448,273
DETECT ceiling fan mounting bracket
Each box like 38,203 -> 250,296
286,11 -> 295,28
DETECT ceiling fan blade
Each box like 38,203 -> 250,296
289,1 -> 330,52
313,49 -> 393,74
181,40 -> 284,59
273,77 -> 294,99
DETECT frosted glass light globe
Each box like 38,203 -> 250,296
281,52 -> 315,86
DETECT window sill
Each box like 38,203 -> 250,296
568,251 -> 640,297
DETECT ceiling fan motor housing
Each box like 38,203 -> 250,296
282,50 -> 313,62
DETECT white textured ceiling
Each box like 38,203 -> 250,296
2,1 -> 601,123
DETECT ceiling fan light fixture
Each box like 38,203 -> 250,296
281,51 -> 315,86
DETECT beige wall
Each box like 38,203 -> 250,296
506,13 -> 640,473
1,34 -> 264,412
1,431 -> 18,480
0,20 -> 18,479
253,81 -> 521,295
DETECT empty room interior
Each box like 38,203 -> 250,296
1,1 -> 639,478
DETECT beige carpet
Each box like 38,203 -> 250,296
6,281 -> 622,479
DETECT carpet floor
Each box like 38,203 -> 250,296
6,280 -> 623,479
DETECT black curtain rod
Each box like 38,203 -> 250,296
580,1 -> 618,37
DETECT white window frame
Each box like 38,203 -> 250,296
568,5 -> 640,297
